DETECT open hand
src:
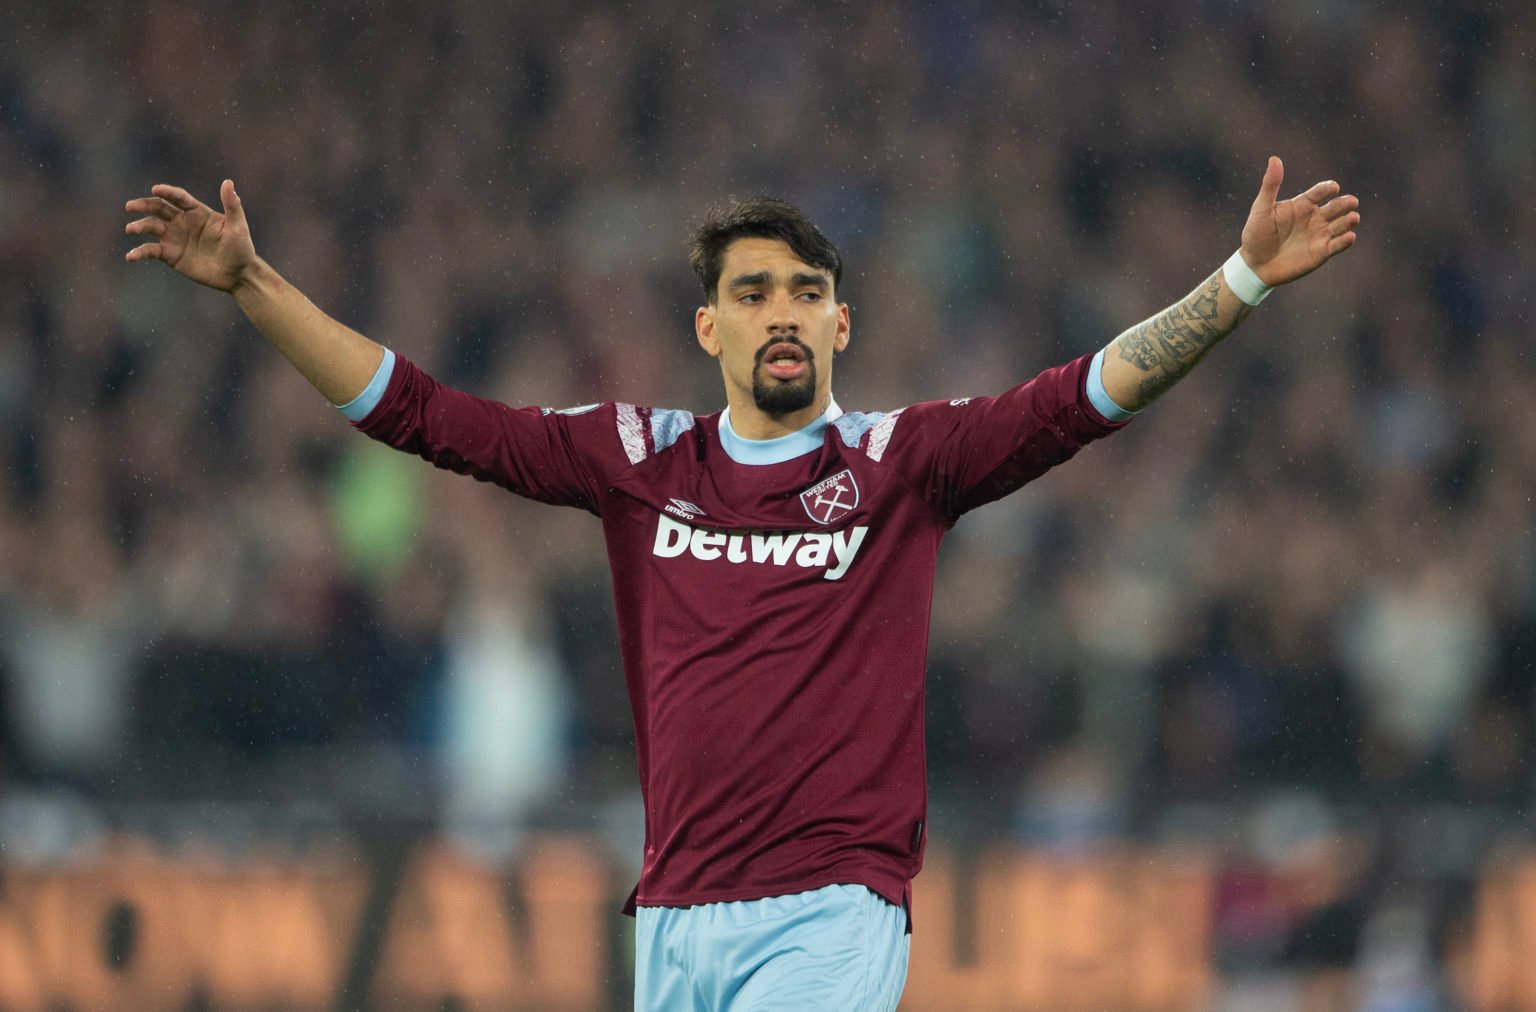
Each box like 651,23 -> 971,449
1240,157 -> 1360,286
124,180 -> 256,292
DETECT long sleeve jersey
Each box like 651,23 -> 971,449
352,351 -> 1129,914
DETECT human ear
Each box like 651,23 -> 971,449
833,302 -> 851,353
695,305 -> 721,358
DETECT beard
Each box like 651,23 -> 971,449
751,340 -> 819,416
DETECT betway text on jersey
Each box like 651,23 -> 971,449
651,514 -> 868,581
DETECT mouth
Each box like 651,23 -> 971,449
759,340 -> 809,382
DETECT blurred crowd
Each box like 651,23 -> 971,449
0,0 -> 1532,992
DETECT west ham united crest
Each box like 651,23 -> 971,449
800,469 -> 860,525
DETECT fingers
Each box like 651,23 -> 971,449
1325,193 -> 1360,253
1250,155 -> 1284,213
1327,231 -> 1358,256
219,179 -> 245,226
1314,189 -> 1361,242
1326,207 -> 1361,238
125,216 -> 166,238
124,242 -> 164,263
1298,178 -> 1341,206
1318,193 -> 1360,220
150,183 -> 205,213
124,196 -> 180,221
1320,191 -> 1360,240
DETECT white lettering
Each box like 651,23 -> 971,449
653,515 -> 691,558
795,533 -> 832,568
690,529 -> 726,561
652,517 -> 869,580
751,532 -> 802,566
826,526 -> 868,581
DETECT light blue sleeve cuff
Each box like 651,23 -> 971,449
1087,348 -> 1137,422
335,348 -> 396,421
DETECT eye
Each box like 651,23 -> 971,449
739,292 -> 764,304
798,291 -> 822,302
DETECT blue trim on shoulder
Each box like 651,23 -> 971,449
1087,348 -> 1137,422
651,408 -> 696,453
336,348 -> 396,421
831,411 -> 886,450
719,400 -> 843,465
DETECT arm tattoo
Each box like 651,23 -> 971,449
1114,273 -> 1243,405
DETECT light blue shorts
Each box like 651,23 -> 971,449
635,883 -> 910,1011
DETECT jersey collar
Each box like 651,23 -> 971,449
719,399 -> 843,466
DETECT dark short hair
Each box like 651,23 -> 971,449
688,197 -> 843,303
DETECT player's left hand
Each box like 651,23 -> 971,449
1239,156 -> 1360,286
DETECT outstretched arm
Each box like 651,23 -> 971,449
1098,157 -> 1360,412
125,180 -> 383,406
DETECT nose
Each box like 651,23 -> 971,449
766,290 -> 799,334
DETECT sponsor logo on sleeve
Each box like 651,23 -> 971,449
799,469 -> 859,525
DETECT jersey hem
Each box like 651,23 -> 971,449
629,870 -> 908,915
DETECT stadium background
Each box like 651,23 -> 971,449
1,0 -> 1533,1007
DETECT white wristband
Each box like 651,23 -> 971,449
1222,249 -> 1273,306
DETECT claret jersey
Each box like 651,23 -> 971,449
354,351 -> 1128,914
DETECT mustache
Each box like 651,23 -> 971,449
753,336 -> 816,366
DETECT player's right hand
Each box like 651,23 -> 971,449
124,180 -> 256,292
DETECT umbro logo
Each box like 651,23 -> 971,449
664,498 -> 706,521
